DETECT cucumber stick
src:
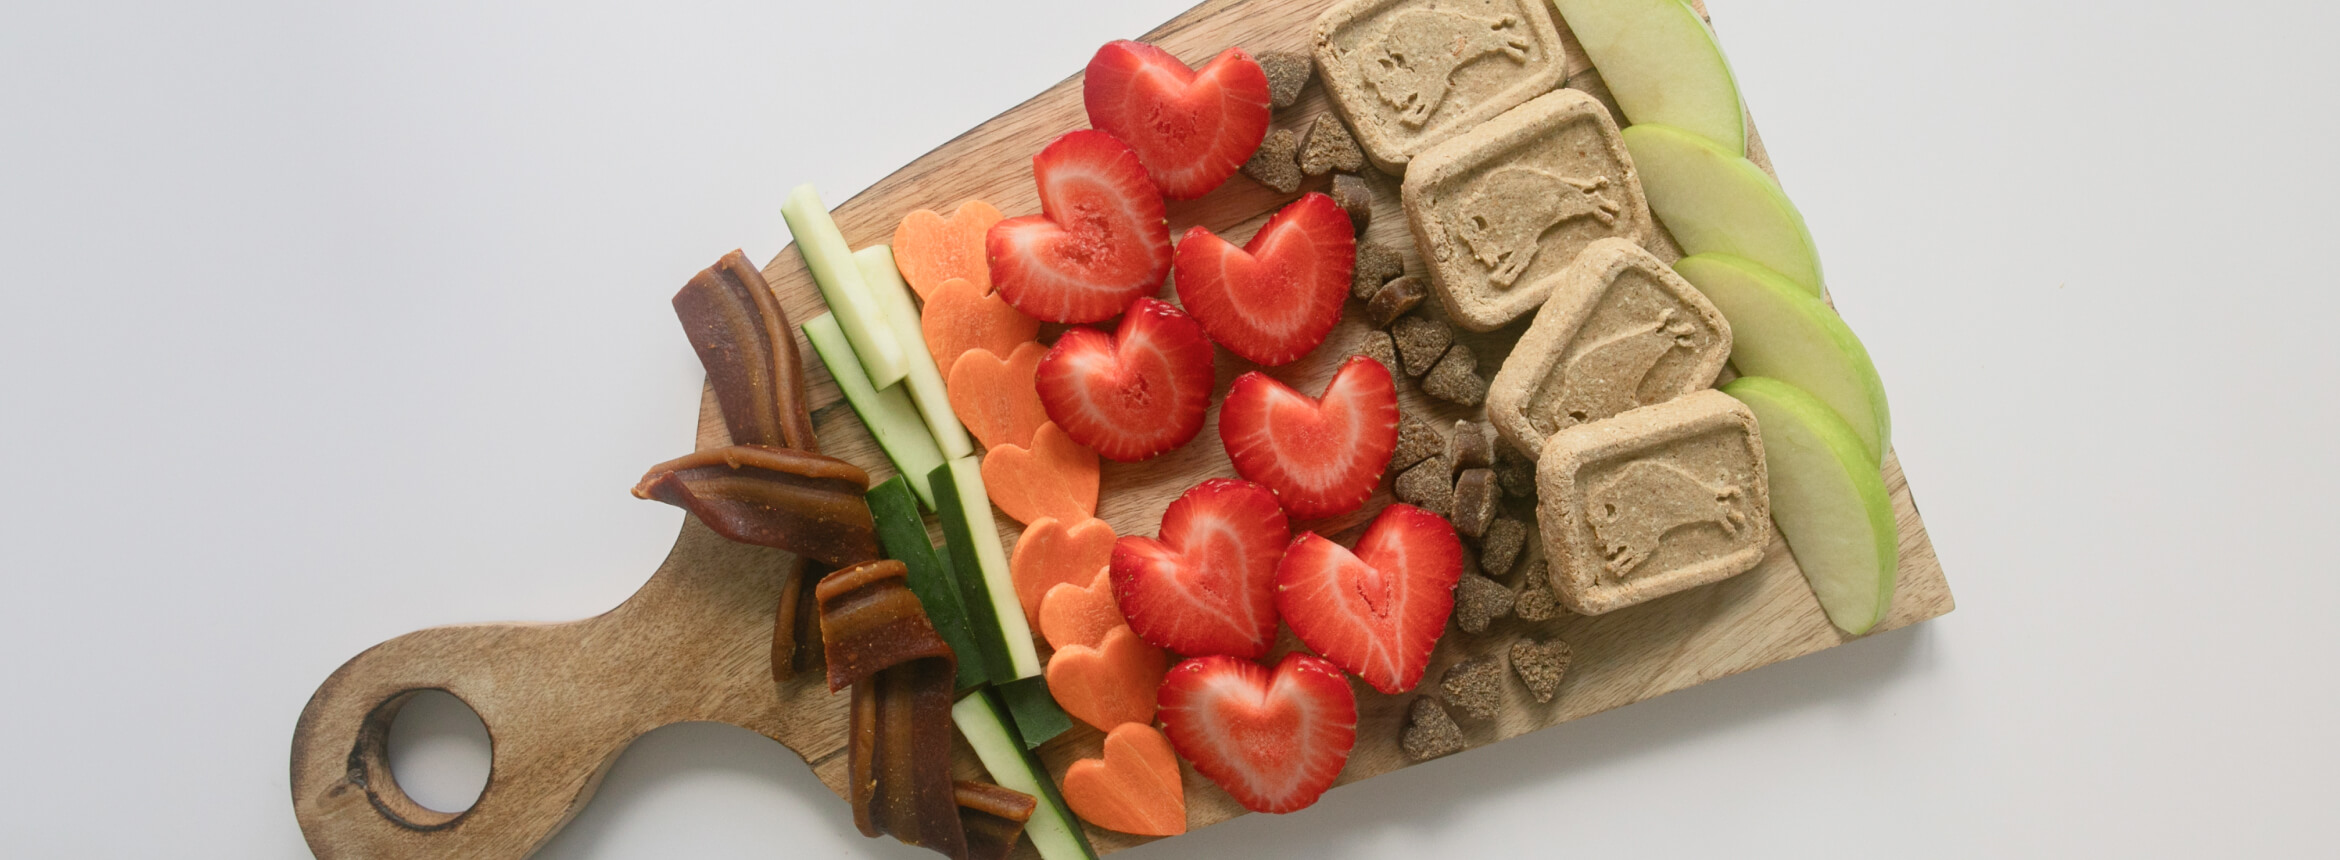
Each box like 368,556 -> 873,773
803,313 -> 944,508
782,184 -> 907,389
852,245 -> 974,460
865,476 -> 987,690
952,689 -> 1099,860
997,674 -> 1073,750
929,458 -> 1042,681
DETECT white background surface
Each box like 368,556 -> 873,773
3,0 -> 2335,856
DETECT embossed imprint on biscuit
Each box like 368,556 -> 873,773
1537,306 -> 1706,435
1587,459 -> 1748,578
1360,7 -> 1533,128
1448,166 -> 1624,288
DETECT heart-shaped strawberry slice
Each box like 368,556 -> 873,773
1275,503 -> 1463,694
988,129 -> 1172,323
1035,297 -> 1216,462
1219,355 -> 1399,519
1173,193 -> 1356,366
1084,41 -> 1272,200
1156,652 -> 1357,814
1111,478 -> 1289,658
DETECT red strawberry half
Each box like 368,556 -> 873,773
988,129 -> 1173,323
1084,40 -> 1272,200
1111,478 -> 1290,658
1156,652 -> 1357,814
1275,504 -> 1462,694
1036,297 -> 1216,461
1174,193 -> 1356,366
1218,355 -> 1398,519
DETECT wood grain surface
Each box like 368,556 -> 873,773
289,1 -> 1953,857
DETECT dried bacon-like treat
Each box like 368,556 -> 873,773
815,560 -> 955,692
673,250 -> 817,452
955,781 -> 1038,860
632,444 -> 878,566
849,658 -> 965,858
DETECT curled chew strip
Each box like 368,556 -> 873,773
815,560 -> 956,693
848,659 -> 966,858
672,250 -> 818,452
770,556 -> 810,682
954,780 -> 1038,860
823,561 -> 998,858
632,444 -> 879,566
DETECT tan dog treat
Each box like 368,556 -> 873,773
1365,275 -> 1428,327
1402,90 -> 1655,332
1392,415 -> 1443,472
1448,420 -> 1493,473
1486,238 -> 1731,459
1452,572 -> 1514,634
1330,172 -> 1374,234
1400,697 -> 1464,760
1442,656 -> 1505,719
1391,314 -> 1451,376
1242,128 -> 1303,194
1513,561 -> 1563,622
1422,343 -> 1487,406
1312,0 -> 1569,172
1357,329 -> 1399,377
1477,516 -> 1527,578
1510,638 -> 1571,703
1353,239 -> 1405,300
1298,113 -> 1368,176
1395,455 -> 1454,516
1452,469 -> 1499,538
1536,390 -> 1771,615
1493,438 -> 1537,498
1258,50 -> 1314,109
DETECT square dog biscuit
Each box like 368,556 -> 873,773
1487,238 -> 1731,458
1535,390 -> 1770,616
1403,89 -> 1654,332
1312,0 -> 1568,173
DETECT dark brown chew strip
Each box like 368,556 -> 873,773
632,444 -> 879,566
954,781 -> 1037,860
672,249 -> 818,453
847,659 -> 967,858
815,560 -> 955,693
768,557 -> 809,682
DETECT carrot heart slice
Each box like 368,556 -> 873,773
925,277 -> 1040,378
1043,625 -> 1167,732
1062,723 -> 1187,837
893,200 -> 1004,299
1012,517 -> 1116,627
948,342 -> 1051,451
1037,564 -> 1124,652
980,422 -> 1098,527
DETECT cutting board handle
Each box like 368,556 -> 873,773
289,518 -> 806,858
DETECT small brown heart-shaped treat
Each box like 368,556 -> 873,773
1242,128 -> 1302,194
1442,656 -> 1506,720
1510,638 -> 1573,704
1476,517 -> 1527,579
1452,572 -> 1514,634
1400,696 -> 1464,760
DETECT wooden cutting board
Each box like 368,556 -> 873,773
289,0 -> 1954,856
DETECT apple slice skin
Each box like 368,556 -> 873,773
1553,0 -> 1747,155
1722,376 -> 1897,635
1677,253 -> 1890,465
1623,123 -> 1825,295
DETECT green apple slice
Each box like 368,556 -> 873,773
1553,0 -> 1747,154
1624,123 -> 1825,295
1677,253 -> 1890,464
1722,376 -> 1897,635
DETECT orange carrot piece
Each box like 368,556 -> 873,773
980,422 -> 1098,526
947,342 -> 1052,451
893,200 -> 1005,300
1043,626 -> 1167,732
1038,564 -> 1124,652
1062,723 -> 1187,837
924,277 -> 1039,376
1013,517 -> 1116,627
